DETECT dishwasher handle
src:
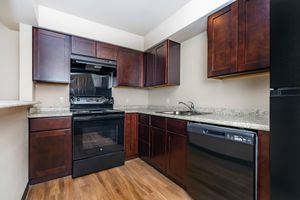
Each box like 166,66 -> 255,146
188,122 -> 256,145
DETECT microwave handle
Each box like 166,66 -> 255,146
73,114 -> 124,122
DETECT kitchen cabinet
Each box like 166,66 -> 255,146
238,0 -> 270,72
29,117 -> 72,184
138,114 -> 150,162
207,0 -> 269,78
33,28 -> 71,83
258,131 -> 270,200
71,36 -> 96,57
166,119 -> 187,187
97,42 -> 118,61
117,47 -> 144,87
124,113 -> 138,160
138,114 -> 187,187
145,40 -> 180,87
167,132 -> 187,186
151,127 -> 168,172
207,2 -> 238,77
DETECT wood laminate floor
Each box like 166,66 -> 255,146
27,158 -> 193,200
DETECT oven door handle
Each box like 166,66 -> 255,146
73,114 -> 124,121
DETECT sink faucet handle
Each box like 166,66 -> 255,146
187,101 -> 195,110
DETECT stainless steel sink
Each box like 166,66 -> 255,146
156,110 -> 211,116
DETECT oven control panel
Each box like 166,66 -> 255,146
70,97 -> 114,105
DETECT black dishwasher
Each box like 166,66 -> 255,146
187,123 -> 257,200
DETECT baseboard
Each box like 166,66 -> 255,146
21,182 -> 29,200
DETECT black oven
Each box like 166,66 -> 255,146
72,112 -> 124,177
73,113 -> 124,160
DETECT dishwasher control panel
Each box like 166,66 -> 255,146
226,133 -> 254,145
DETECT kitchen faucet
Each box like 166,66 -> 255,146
178,101 -> 195,111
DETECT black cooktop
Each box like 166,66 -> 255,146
71,109 -> 124,115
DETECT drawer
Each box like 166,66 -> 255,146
151,115 -> 166,129
30,117 -> 72,132
139,114 -> 149,125
167,118 -> 187,135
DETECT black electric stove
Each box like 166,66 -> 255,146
70,56 -> 125,178
71,97 -> 125,178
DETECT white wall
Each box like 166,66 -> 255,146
33,83 -> 149,108
148,32 -> 270,111
34,83 -> 69,108
38,6 -> 144,51
0,107 -> 29,200
144,0 -> 233,49
0,22 -> 19,100
112,88 -> 148,106
19,23 -> 33,101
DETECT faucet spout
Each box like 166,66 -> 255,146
178,101 -> 194,111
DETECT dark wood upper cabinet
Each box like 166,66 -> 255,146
117,47 -> 144,87
71,36 -> 96,57
145,50 -> 155,87
124,113 -> 138,160
238,0 -> 270,72
145,40 -> 180,87
154,43 -> 167,85
207,2 -> 238,77
96,42 -> 118,61
29,117 -> 72,185
207,0 -> 269,78
33,28 -> 71,83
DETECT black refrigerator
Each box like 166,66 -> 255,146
271,0 -> 300,199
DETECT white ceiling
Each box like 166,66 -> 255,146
38,0 -> 192,36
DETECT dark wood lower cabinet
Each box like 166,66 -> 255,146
138,114 -> 187,187
124,113 -> 138,160
151,127 -> 167,172
167,131 -> 187,187
29,117 -> 72,184
258,131 -> 270,200
138,123 -> 150,162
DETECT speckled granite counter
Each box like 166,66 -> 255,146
27,105 -> 269,131
115,105 -> 269,131
0,100 -> 38,109
28,107 -> 72,118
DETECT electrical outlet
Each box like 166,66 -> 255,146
125,98 -> 129,103
59,97 -> 65,104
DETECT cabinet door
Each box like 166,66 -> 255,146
167,131 -> 187,186
71,36 -> 96,57
207,2 -> 238,77
151,127 -> 167,172
33,28 -> 71,83
258,131 -> 270,200
29,129 -> 71,183
154,43 -> 167,85
144,51 -> 155,87
124,113 -> 138,160
138,124 -> 150,161
117,48 -> 144,87
96,42 -> 118,61
238,0 -> 270,72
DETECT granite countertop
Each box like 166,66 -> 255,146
28,107 -> 73,118
116,105 -> 269,131
27,105 -> 269,131
0,100 -> 38,109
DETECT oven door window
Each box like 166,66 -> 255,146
73,117 -> 124,160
